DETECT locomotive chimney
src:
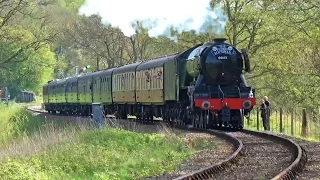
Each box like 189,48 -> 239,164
213,38 -> 227,44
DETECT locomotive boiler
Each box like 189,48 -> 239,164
43,37 -> 256,130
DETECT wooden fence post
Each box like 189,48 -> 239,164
301,109 -> 307,137
280,108 -> 283,133
291,109 -> 294,136
256,107 -> 259,130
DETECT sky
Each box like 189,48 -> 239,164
79,0 -> 228,38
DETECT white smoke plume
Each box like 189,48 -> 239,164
79,0 -> 227,39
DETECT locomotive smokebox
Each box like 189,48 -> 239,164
200,37 -> 243,85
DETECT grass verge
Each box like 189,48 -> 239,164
0,128 -> 196,180
0,103 -> 45,145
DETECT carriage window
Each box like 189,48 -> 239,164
141,71 -> 146,90
100,78 -> 103,92
141,71 -> 144,90
104,77 -> 106,92
140,72 -> 142,90
117,75 -> 120,91
104,77 -> 107,92
122,74 -> 124,91
126,73 -> 129,90
129,73 -> 131,90
117,75 -> 119,91
138,72 -> 141,90
93,80 -> 95,93
124,73 -> 127,90
108,77 -> 111,92
114,76 -> 116,91
116,75 -> 119,91
151,69 -> 154,89
136,72 -> 139,90
129,73 -> 133,91
103,77 -> 106,92
106,77 -> 108,92
128,73 -> 131,90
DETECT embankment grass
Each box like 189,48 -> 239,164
0,103 -> 209,179
0,103 -> 45,145
0,127 -> 196,180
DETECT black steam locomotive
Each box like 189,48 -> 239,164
43,38 -> 256,130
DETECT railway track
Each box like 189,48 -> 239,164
268,133 -> 320,180
208,130 -> 307,180
26,106 -> 307,180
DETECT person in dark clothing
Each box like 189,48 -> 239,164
263,96 -> 270,110
263,96 -> 271,130
259,99 -> 270,131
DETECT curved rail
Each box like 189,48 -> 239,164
174,129 -> 307,180
173,128 -> 244,180
26,106 -> 307,180
242,129 -> 307,180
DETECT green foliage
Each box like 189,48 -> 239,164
0,128 -> 195,179
0,103 -> 45,145
0,26 -> 56,96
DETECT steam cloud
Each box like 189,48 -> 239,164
79,0 -> 227,39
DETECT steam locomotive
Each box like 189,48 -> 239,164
43,38 -> 256,130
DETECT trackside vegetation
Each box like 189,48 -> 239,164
0,103 -> 45,145
0,103 -> 210,179
0,129 -> 194,179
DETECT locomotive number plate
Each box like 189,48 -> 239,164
217,56 -> 228,60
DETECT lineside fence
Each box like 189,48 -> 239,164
244,107 -> 320,141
